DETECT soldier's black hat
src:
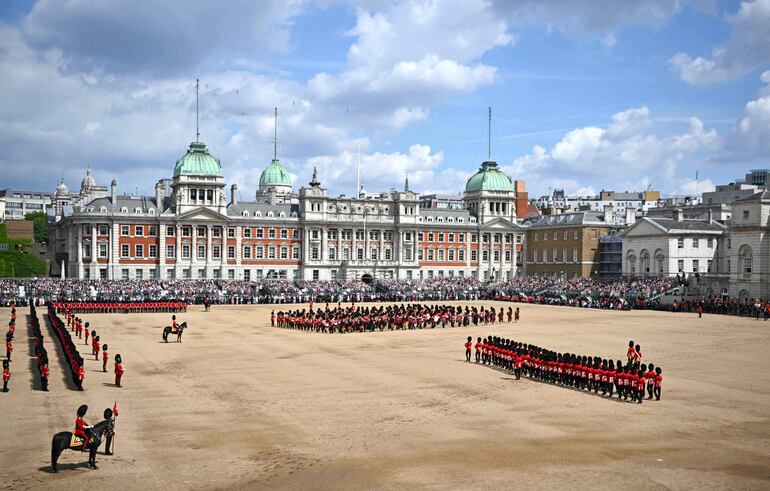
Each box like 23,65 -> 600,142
103,408 -> 113,420
85,322 -> 89,327
77,405 -> 88,417
103,344 -> 108,351
94,335 -> 100,342
115,354 -> 122,364
5,332 -> 11,341
91,330 -> 96,337
2,359 -> 8,369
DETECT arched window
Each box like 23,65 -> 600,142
242,211 -> 249,217
655,249 -> 665,275
100,207 -> 107,213
267,211 -> 274,218
135,207 -> 142,213
255,211 -> 262,217
626,250 -> 637,275
279,212 -> 286,218
121,207 -> 128,213
291,211 -> 298,218
739,245 -> 753,278
640,250 -> 650,275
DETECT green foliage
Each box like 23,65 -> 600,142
0,237 -> 47,277
25,211 -> 49,244
0,223 -> 6,242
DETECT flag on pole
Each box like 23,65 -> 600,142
113,400 -> 119,417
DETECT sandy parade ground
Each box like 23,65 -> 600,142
1,302 -> 769,490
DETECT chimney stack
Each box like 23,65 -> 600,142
625,207 -> 636,225
603,204 -> 614,224
675,207 -> 684,222
707,207 -> 714,224
111,179 -> 117,205
231,184 -> 238,205
155,181 -> 163,209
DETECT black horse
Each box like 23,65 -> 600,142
51,415 -> 113,472
162,321 -> 187,343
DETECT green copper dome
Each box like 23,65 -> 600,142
465,161 -> 513,193
173,141 -> 222,177
259,159 -> 292,187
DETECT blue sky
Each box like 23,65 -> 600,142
0,0 -> 769,199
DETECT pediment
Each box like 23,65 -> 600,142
479,218 -> 522,231
175,207 -> 229,221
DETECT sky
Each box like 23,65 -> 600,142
0,0 -> 769,200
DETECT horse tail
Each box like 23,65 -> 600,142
162,326 -> 169,342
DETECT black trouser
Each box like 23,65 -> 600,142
514,368 -> 521,380
42,377 -> 48,391
5,350 -> 9,361
2,380 -> 7,392
654,386 -> 661,400
466,350 -> 471,362
647,384 -> 654,399
475,351 -> 480,363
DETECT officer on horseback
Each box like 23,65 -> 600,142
74,405 -> 91,451
172,315 -> 179,332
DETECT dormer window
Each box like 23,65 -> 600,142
255,211 -> 261,217
135,207 -> 142,213
100,207 -> 107,213
242,211 -> 249,217
121,207 -> 128,213
267,211 -> 274,218
279,212 -> 286,218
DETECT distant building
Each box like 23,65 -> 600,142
598,235 -> 623,278
531,189 -> 659,223
51,168 -> 109,216
619,210 -> 726,276
0,188 -> 52,220
524,209 -> 621,277
647,203 -> 732,223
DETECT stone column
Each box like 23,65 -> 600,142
206,224 -> 213,276
175,224 -> 182,279
158,223 -> 166,279
90,224 -> 97,278
77,224 -> 84,279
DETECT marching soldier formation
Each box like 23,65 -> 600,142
274,303 -> 519,333
465,336 -> 663,404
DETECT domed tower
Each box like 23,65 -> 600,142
464,161 -> 516,223
171,140 -> 226,213
463,107 -> 517,224
256,107 -> 293,203
170,79 -> 227,214
53,178 -> 70,217
80,167 -> 96,192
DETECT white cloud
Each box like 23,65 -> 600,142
670,0 -> 770,84
506,107 -> 718,195
675,177 -> 715,195
722,71 -> 770,162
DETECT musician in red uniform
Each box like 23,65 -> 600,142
2,359 -> 9,392
5,333 -> 12,362
41,362 -> 49,391
114,354 -> 124,387
474,337 -> 482,363
514,307 -> 520,323
654,367 -> 662,400
74,405 -> 90,451
636,368 -> 647,404
84,322 -> 90,345
102,344 -> 109,372
271,310 -> 275,327
626,340 -> 635,364
77,363 -> 85,391
93,336 -> 100,361
465,336 -> 472,362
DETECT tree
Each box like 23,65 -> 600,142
25,212 -> 49,244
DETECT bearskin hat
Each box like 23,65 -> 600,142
114,354 -> 122,364
77,405 -> 88,417
103,408 -> 113,420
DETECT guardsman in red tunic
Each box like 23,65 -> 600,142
102,344 -> 109,372
465,336 -> 472,362
271,310 -> 275,327
93,336 -> 100,361
114,354 -> 124,387
41,362 -> 49,391
90,331 -> 97,355
74,405 -> 90,450
84,322 -> 90,345
2,359 -> 9,392
77,363 -> 85,391
5,333 -> 12,361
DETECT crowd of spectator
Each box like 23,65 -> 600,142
0,276 -> 765,319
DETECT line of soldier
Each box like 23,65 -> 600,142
63,309 -> 125,388
2,305 -> 14,392
465,336 -> 663,403
30,304 -> 50,391
47,305 -> 86,390
274,303 -> 521,333
53,301 -> 186,314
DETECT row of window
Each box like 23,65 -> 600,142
114,225 -> 301,240
532,249 -> 581,264
676,237 -> 715,249
116,268 -> 294,280
532,230 -> 580,241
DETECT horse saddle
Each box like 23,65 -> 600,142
70,434 -> 86,449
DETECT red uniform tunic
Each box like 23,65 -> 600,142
41,365 -> 49,379
115,362 -> 124,386
2,368 -> 9,381
103,350 -> 109,371
74,417 -> 88,438
5,340 -> 12,354
464,341 -> 472,353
